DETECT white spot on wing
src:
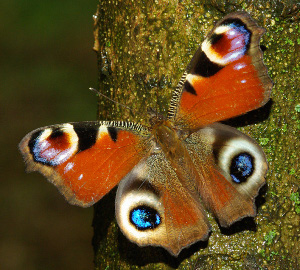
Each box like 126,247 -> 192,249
61,123 -> 79,146
214,25 -> 231,34
225,51 -> 243,62
56,151 -> 69,163
234,63 -> 246,70
97,125 -> 109,139
186,74 -> 203,85
228,29 -> 237,36
201,39 -> 225,65
39,129 -> 52,142
64,162 -> 74,173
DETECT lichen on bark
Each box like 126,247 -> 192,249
92,1 -> 300,269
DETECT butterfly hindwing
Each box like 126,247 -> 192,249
115,153 -> 211,256
168,11 -> 272,129
185,123 -> 267,226
19,121 -> 151,207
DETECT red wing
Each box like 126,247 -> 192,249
19,121 -> 151,207
168,12 -> 272,129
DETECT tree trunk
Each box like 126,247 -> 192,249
92,1 -> 300,269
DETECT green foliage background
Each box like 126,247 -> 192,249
1,1 -> 98,269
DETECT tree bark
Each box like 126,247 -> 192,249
92,1 -> 300,269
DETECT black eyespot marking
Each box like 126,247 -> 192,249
222,18 -> 249,30
191,52 -> 223,77
130,205 -> 161,231
230,152 -> 254,183
73,124 -> 98,152
210,33 -> 223,45
50,128 -> 64,138
184,81 -> 197,95
28,130 -> 43,162
107,127 -> 118,142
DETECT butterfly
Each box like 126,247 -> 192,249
19,11 -> 272,256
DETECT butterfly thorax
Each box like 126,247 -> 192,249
153,121 -> 178,156
147,107 -> 165,126
152,120 -> 200,194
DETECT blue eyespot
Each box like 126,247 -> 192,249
231,22 -> 250,41
130,206 -> 161,231
230,153 -> 254,184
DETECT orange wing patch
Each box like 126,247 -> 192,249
178,55 -> 267,128
56,130 -> 148,205
19,122 -> 151,207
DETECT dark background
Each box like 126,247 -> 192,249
1,1 -> 99,269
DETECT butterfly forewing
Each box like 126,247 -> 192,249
168,12 -> 272,130
19,121 -> 151,207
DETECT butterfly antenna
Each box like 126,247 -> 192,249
89,88 -> 135,116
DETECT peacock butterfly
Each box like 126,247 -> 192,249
19,11 -> 272,256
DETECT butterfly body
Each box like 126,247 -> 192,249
19,12 -> 272,256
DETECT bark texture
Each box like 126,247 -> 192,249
92,1 -> 300,269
